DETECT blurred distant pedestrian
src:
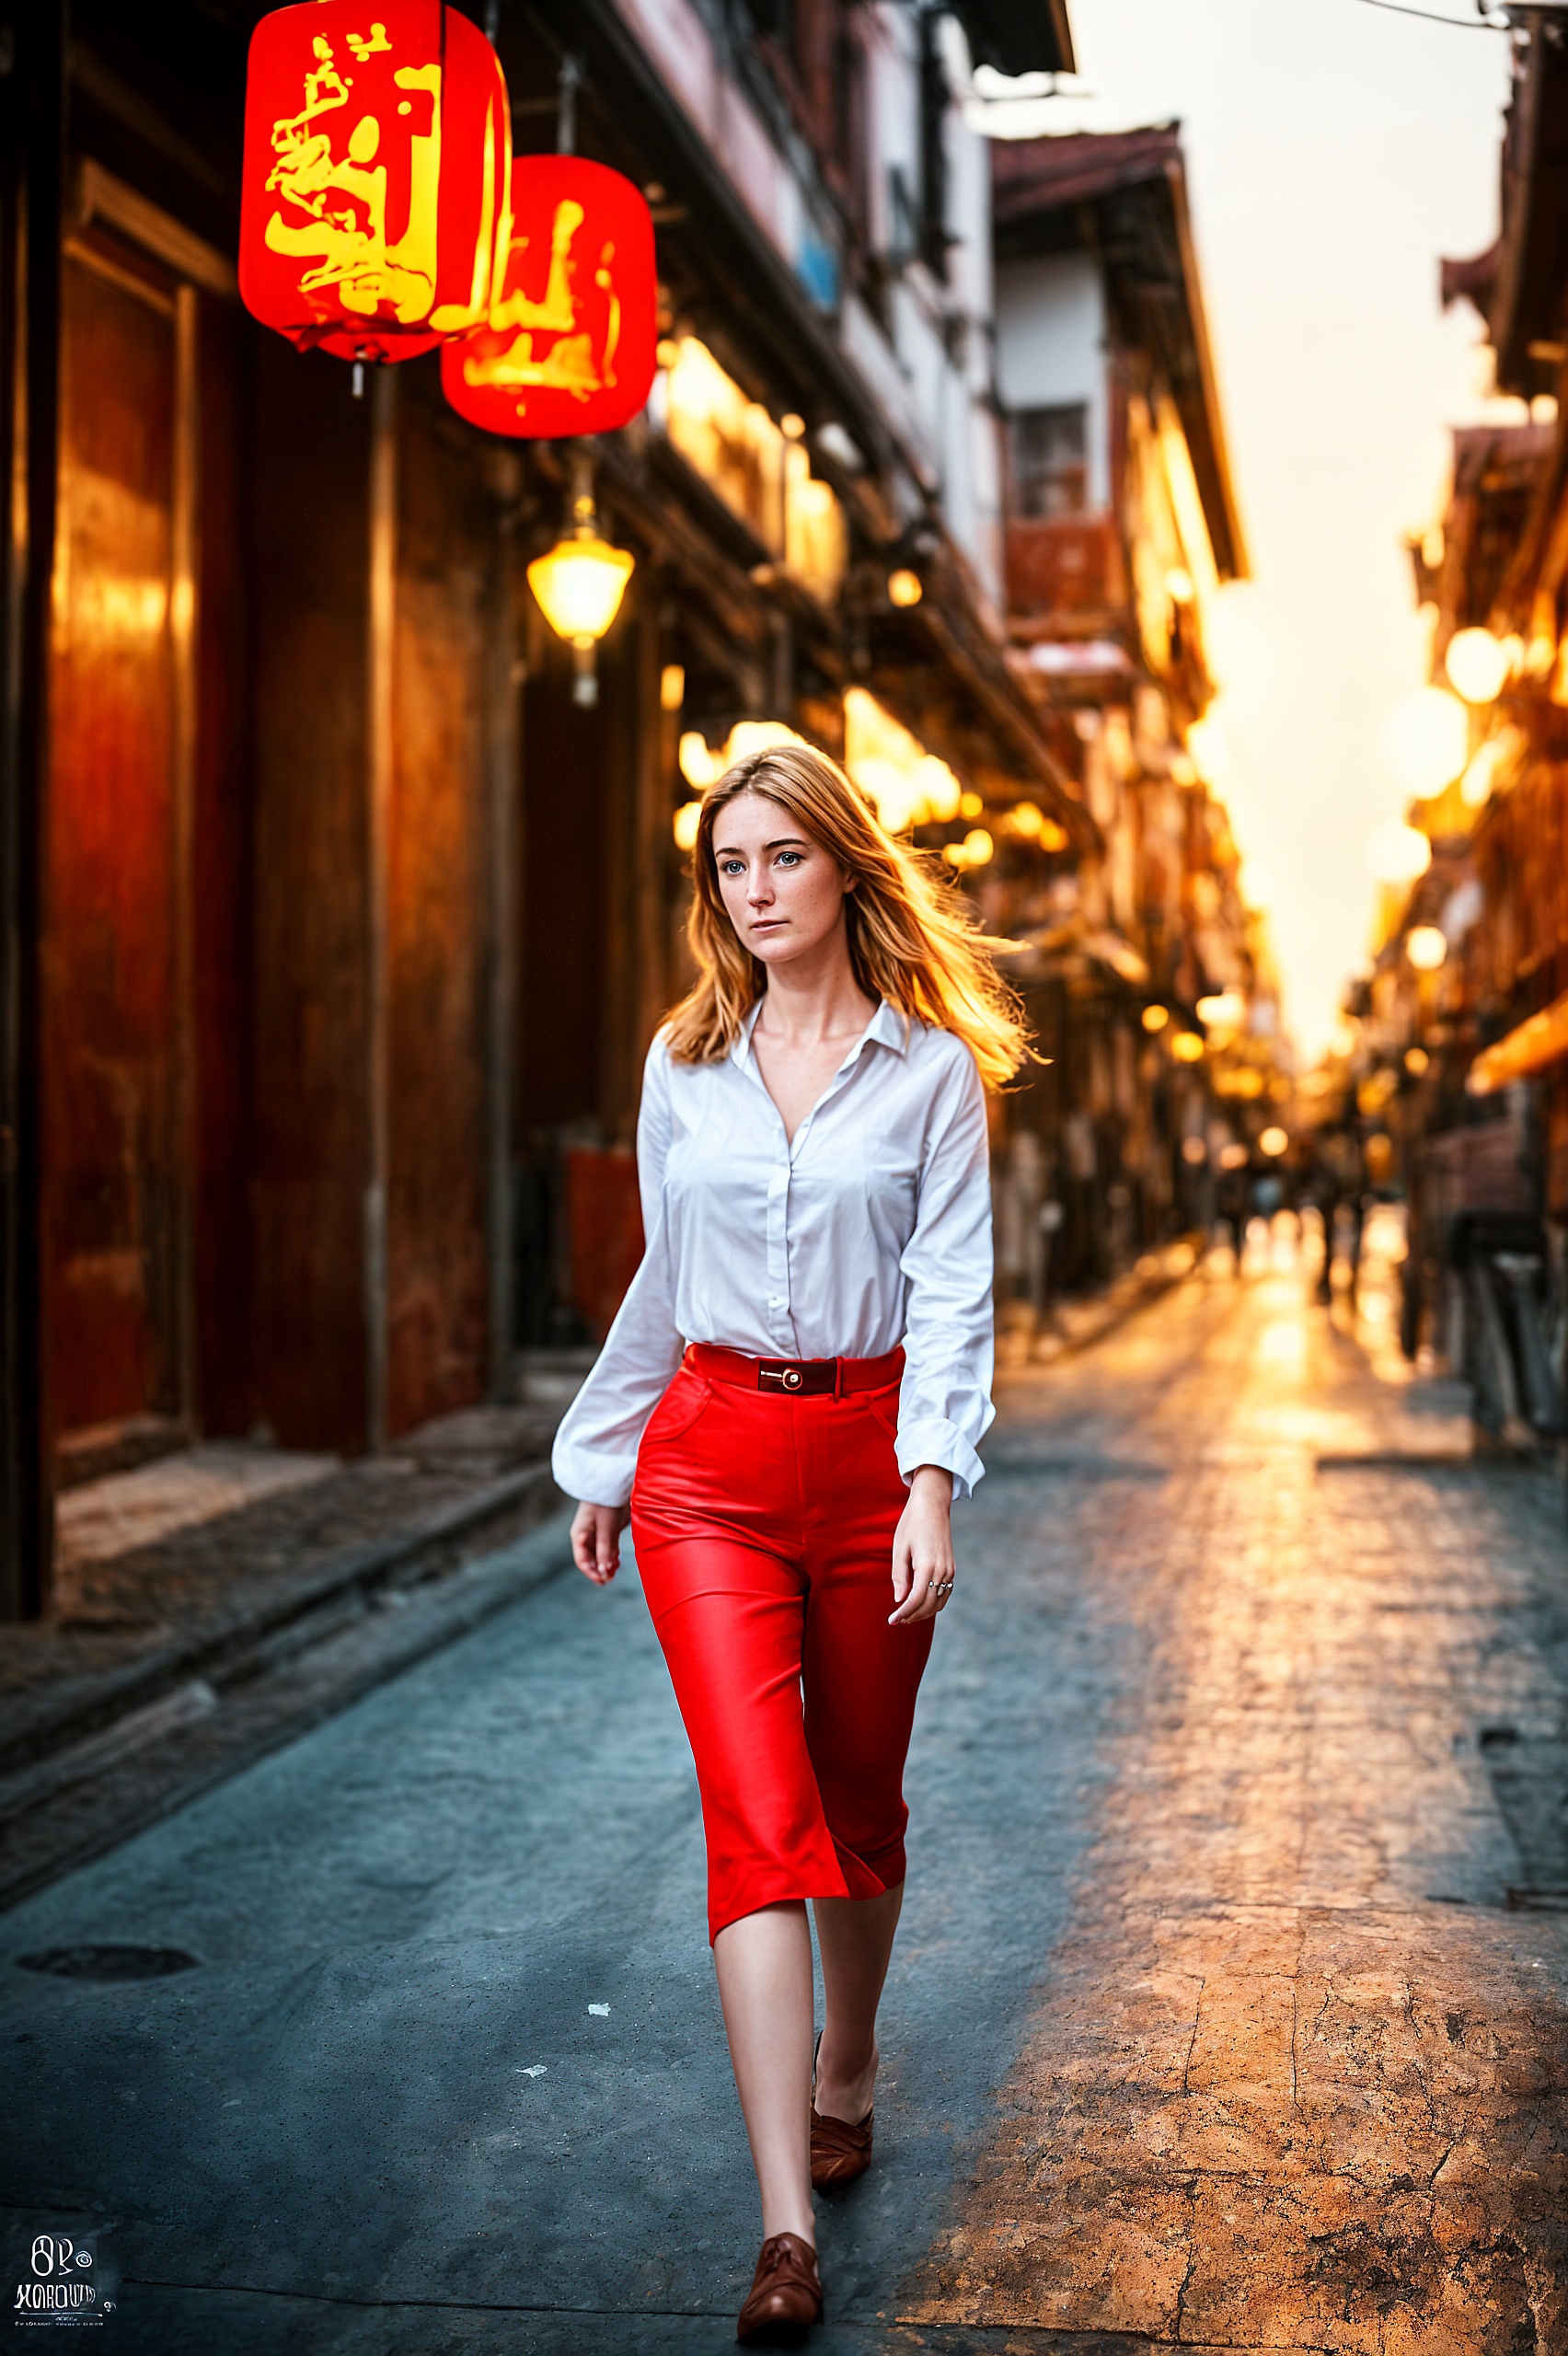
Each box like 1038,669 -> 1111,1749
1216,1159 -> 1251,1272
1312,1123 -> 1366,1306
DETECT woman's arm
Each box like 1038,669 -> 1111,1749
895,1042 -> 995,1503
883,1042 -> 993,1620
551,1041 -> 684,1570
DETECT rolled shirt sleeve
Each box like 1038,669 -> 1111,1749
550,1042 -> 684,1508
894,1042 -> 995,1501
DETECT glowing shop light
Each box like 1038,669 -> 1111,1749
843,689 -> 962,833
1404,1046 -> 1430,1075
1142,1004 -> 1170,1034
1378,687 -> 1468,799
678,733 -> 720,790
660,664 -> 686,712
887,569 -> 923,608
1366,819 -> 1433,885
1171,1032 -> 1206,1063
672,801 -> 702,850
1460,740 -> 1502,807
1259,1126 -> 1288,1157
1444,628 -> 1510,705
1406,925 -> 1448,971
1196,991 -> 1247,1032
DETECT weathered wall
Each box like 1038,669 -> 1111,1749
248,344 -> 371,1451
386,392 -> 495,1434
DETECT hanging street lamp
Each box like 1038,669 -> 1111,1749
527,451 -> 635,706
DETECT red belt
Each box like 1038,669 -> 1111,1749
684,1342 -> 904,1398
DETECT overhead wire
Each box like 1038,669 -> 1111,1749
1350,0 -> 1509,27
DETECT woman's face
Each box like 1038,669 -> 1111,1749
711,790 -> 854,971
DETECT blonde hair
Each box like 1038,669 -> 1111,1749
663,742 -> 1033,1089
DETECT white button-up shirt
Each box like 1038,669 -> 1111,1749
551,1000 -> 996,1509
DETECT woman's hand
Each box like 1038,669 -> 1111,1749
571,1500 -> 631,1585
889,1464 -> 955,1624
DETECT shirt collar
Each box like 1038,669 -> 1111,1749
731,998 -> 910,1068
730,999 -> 767,1066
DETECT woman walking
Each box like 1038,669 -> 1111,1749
552,742 -> 1027,2344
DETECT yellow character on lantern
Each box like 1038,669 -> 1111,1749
463,208 -> 622,411
263,30 -> 443,325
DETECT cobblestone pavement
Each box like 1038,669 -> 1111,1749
3,1253 -> 1566,2353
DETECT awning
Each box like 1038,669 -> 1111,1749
1467,987 -> 1568,1095
951,0 -> 1076,78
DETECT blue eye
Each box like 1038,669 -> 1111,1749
777,851 -> 802,867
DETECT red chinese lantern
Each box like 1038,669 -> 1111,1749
239,0 -> 510,364
441,156 -> 657,437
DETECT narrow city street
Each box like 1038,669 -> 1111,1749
5,1246 -> 1567,2355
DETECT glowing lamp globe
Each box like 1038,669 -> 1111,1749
1142,1004 -> 1170,1034
442,155 -> 657,437
1259,1126 -> 1288,1157
1196,991 -> 1247,1032
1378,687 -> 1468,799
1444,628 -> 1510,705
1406,925 -> 1448,972
239,0 -> 510,363
887,569 -> 923,608
527,530 -> 634,646
1366,819 -> 1433,885
1171,1032 -> 1205,1064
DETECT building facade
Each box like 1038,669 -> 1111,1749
1337,23 -> 1568,1441
982,127 -> 1284,1327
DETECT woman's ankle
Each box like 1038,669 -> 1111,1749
813,2031 -> 878,2119
758,2203 -> 816,2247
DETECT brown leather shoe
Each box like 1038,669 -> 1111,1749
735,2231 -> 824,2345
810,2100 -> 873,2189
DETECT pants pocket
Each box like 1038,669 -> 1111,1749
640,1370 -> 716,1449
861,1382 -> 902,1446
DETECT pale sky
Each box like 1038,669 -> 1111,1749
971,0 -> 1521,1058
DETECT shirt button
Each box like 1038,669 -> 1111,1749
769,1296 -> 784,1307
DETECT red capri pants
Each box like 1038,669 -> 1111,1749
629,1343 -> 933,1943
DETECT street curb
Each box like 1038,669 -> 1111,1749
0,1461 -> 563,1780
0,1502 -> 578,1914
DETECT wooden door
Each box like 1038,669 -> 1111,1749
43,240 -> 192,1445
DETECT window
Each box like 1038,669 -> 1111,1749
1010,404 -> 1090,519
